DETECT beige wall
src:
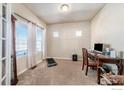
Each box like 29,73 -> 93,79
91,4 -> 124,54
47,22 -> 91,59
91,3 -> 124,73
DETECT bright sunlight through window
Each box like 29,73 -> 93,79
53,32 -> 59,38
76,31 -> 82,37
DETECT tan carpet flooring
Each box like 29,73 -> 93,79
17,59 -> 97,85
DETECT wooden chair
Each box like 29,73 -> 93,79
82,48 -> 97,75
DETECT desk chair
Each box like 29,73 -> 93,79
82,48 -> 97,75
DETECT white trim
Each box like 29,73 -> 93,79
0,3 -> 11,85
6,4 -> 11,85
36,59 -> 43,64
2,17 -> 7,22
0,37 -> 6,40
42,58 -> 46,61
46,57 -> 82,61
42,29 -> 45,59
0,3 -> 2,85
1,75 -> 6,82
0,57 -> 7,61
78,59 -> 83,61
17,68 -> 28,76
43,28 -> 47,59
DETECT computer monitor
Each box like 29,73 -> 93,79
94,43 -> 103,52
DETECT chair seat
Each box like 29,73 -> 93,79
88,60 -> 97,66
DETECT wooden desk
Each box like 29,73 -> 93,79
88,51 -> 123,84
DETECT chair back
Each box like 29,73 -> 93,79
82,48 -> 88,65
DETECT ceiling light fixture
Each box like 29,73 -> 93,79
60,4 -> 70,12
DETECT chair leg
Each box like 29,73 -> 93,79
85,66 -> 88,76
82,63 -> 84,70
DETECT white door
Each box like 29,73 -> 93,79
0,3 -> 11,85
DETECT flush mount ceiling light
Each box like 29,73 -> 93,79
60,4 -> 70,12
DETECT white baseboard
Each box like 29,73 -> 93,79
42,58 -> 46,61
47,57 -> 71,60
17,68 -> 28,76
46,57 -> 82,61
36,59 -> 43,64
36,59 -> 44,66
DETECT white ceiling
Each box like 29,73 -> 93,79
24,3 -> 105,24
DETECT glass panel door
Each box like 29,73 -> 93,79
0,3 -> 11,85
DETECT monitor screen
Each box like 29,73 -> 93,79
94,43 -> 103,52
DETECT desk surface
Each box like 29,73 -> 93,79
89,51 -> 122,60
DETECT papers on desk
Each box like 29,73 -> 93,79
110,50 -> 116,58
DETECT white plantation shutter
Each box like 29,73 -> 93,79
27,22 -> 32,68
27,22 -> 36,68
31,23 -> 36,67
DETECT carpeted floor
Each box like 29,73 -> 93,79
17,59 -> 97,85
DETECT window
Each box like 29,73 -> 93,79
36,27 -> 43,52
76,31 -> 82,37
16,21 -> 28,56
53,31 -> 59,38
